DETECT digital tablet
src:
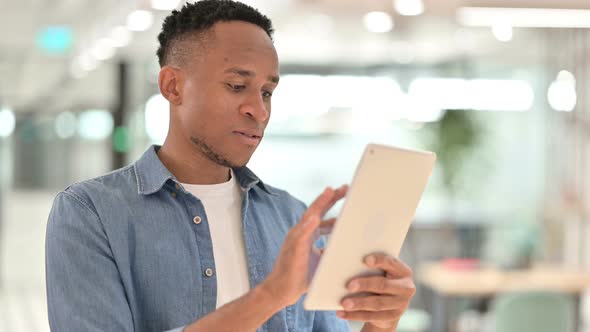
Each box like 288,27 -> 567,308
304,143 -> 436,311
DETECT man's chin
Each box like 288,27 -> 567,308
190,136 -> 256,168
214,147 -> 254,169
229,154 -> 253,169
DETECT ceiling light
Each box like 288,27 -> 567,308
91,38 -> 116,60
469,79 -> 534,111
410,78 -> 470,110
145,94 -> 170,143
409,78 -> 534,112
151,0 -> 181,10
55,112 -> 77,139
394,0 -> 424,16
400,95 -> 445,123
78,53 -> 99,72
491,24 -> 513,42
78,110 -> 114,140
548,70 -> 577,112
0,107 -> 16,138
458,7 -> 590,28
363,11 -> 394,33
270,75 -> 331,122
127,10 -> 154,32
111,26 -> 132,47
271,75 -> 403,123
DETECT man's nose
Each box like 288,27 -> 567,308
239,93 -> 269,123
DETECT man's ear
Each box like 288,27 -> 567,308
158,66 -> 183,105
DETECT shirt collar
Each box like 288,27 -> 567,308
134,145 -> 274,196
232,166 -> 275,195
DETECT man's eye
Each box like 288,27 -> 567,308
226,83 -> 246,91
262,91 -> 273,99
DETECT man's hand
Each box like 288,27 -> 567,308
336,254 -> 416,331
261,185 -> 348,307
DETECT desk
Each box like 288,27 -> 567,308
418,262 -> 590,332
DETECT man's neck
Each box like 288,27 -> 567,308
157,140 -> 231,185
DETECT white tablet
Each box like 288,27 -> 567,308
304,143 -> 436,311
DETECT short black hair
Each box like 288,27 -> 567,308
156,0 -> 274,67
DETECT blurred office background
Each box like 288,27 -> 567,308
1,0 -> 590,331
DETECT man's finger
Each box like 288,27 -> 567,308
323,184 -> 348,214
302,187 -> 335,223
319,218 -> 337,235
341,295 -> 406,312
364,254 -> 413,278
346,276 -> 416,297
303,185 -> 348,222
336,309 -> 400,323
316,184 -> 347,219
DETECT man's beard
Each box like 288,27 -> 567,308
190,136 -> 240,168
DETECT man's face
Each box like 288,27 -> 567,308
174,21 -> 279,168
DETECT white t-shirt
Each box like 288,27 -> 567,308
181,170 -> 250,308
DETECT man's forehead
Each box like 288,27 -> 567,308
223,66 -> 280,83
212,44 -> 279,80
181,21 -> 279,76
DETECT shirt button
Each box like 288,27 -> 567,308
193,216 -> 202,224
204,268 -> 214,277
171,192 -> 177,198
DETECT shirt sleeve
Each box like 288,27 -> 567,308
46,191 -> 134,332
312,311 -> 351,331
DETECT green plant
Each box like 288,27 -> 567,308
426,110 -> 480,199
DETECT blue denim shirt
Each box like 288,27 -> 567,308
46,145 -> 350,332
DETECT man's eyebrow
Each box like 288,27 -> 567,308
224,67 -> 280,84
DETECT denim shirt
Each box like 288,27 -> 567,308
46,145 -> 350,332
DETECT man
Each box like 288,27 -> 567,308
46,1 -> 416,331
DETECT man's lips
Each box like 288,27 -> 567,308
234,131 -> 263,139
233,131 -> 263,145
